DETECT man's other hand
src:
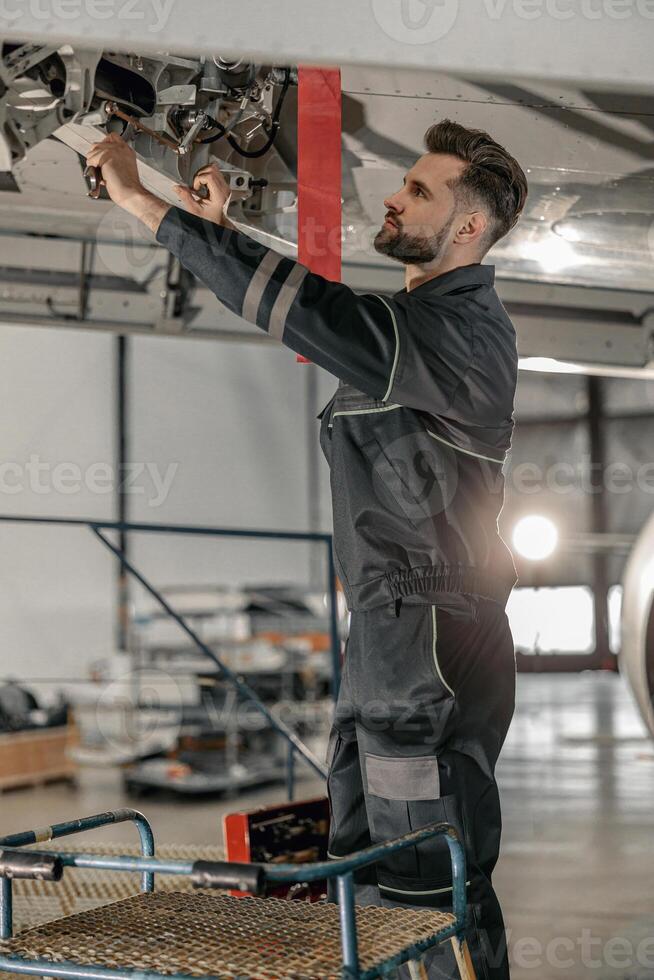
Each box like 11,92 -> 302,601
174,164 -> 235,227
85,133 -> 143,208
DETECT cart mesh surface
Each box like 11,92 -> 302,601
2,889 -> 455,980
11,843 -> 225,931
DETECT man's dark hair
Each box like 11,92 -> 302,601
423,118 -> 528,252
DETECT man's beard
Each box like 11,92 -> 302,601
373,212 -> 454,265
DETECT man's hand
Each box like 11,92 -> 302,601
85,132 -> 143,209
173,164 -> 236,228
84,132 -> 170,233
84,136 -> 236,235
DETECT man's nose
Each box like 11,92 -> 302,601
384,194 -> 402,213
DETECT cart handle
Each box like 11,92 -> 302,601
0,809 -> 155,893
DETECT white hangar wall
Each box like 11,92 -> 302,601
0,323 -> 334,692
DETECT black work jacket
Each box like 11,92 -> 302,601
156,207 -> 519,611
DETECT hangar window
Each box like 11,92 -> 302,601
506,586 -> 594,655
608,584 -> 622,656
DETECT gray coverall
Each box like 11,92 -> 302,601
156,207 -> 519,978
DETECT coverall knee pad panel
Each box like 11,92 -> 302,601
365,753 -> 440,801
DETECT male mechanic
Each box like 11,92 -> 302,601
87,118 -> 527,978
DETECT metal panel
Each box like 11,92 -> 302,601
2,1 -> 654,92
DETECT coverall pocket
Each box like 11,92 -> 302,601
363,753 -> 467,900
326,730 -> 372,864
428,605 -> 457,700
325,730 -> 342,857
325,728 -> 340,768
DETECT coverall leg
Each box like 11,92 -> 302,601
326,595 -> 516,980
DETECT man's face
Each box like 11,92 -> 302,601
374,152 -> 466,265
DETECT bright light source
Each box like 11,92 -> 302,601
512,515 -> 559,561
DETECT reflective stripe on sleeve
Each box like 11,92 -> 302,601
242,250 -> 285,326
268,263 -> 310,340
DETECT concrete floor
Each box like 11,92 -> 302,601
496,672 -> 654,980
2,672 -> 654,979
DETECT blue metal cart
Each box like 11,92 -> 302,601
0,809 -> 476,979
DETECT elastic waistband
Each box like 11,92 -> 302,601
346,564 -> 515,611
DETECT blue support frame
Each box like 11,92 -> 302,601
0,877 -> 12,943
0,811 -> 469,980
0,514 -> 341,794
0,809 -> 155,939
337,871 -> 359,978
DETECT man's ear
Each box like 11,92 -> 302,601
454,211 -> 488,247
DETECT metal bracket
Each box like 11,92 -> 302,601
0,850 -> 63,881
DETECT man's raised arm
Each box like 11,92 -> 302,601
84,136 -> 471,411
152,203 -> 402,400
